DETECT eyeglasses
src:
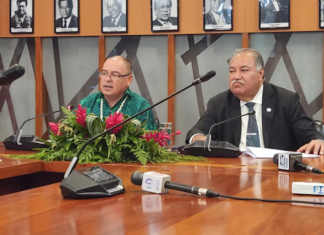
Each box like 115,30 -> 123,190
98,71 -> 130,80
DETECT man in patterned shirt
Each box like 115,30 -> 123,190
79,56 -> 156,130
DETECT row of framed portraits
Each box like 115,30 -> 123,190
9,0 -> 324,34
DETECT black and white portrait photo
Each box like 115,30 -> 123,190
203,0 -> 233,31
54,0 -> 79,33
151,0 -> 179,32
320,0 -> 324,28
259,0 -> 290,29
10,0 -> 34,34
102,0 -> 128,33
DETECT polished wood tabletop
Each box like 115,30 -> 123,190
1,146 -> 324,235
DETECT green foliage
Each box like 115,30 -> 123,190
9,107 -> 207,165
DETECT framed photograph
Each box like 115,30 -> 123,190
320,0 -> 324,28
151,0 -> 179,32
54,0 -> 80,34
10,0 -> 34,34
203,0 -> 233,31
102,0 -> 128,33
259,0 -> 290,30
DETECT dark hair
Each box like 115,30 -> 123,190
17,0 -> 28,6
58,0 -> 73,8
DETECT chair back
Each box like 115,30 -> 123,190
314,120 -> 324,136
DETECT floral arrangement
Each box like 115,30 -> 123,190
12,105 -> 206,165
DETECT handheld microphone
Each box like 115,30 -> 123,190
131,171 -> 219,197
204,111 -> 255,152
60,70 -> 215,199
3,105 -> 74,150
0,64 -> 25,86
63,70 -> 216,179
273,153 -> 323,174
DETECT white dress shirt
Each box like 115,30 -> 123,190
62,16 -> 72,28
111,12 -> 122,26
211,10 -> 225,25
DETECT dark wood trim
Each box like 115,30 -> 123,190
99,36 -> 106,91
168,35 -> 175,141
35,37 -> 43,137
242,33 -> 249,48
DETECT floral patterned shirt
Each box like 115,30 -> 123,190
79,88 -> 156,130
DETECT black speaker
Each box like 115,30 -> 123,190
60,166 -> 125,199
183,140 -> 241,158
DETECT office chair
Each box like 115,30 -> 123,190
314,120 -> 324,136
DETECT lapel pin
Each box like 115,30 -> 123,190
266,108 -> 272,112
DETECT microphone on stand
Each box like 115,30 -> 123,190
3,105 -> 74,151
59,70 -> 216,199
0,64 -> 25,86
204,111 -> 255,151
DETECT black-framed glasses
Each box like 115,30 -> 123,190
98,71 -> 130,80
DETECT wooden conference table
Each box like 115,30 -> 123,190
0,145 -> 324,234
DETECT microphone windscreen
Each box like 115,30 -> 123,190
200,70 -> 216,82
273,154 -> 279,165
3,64 -> 25,77
131,171 -> 144,185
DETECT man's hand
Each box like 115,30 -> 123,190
297,140 -> 324,155
191,135 -> 206,143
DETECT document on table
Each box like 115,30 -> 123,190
243,147 -> 320,159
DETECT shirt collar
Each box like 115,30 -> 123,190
240,84 -> 264,107
112,12 -> 122,25
211,10 -> 222,22
157,18 -> 172,25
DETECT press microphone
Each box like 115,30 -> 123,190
0,64 -> 25,86
60,70 -> 215,199
3,105 -> 74,150
131,171 -> 219,197
273,153 -> 323,174
63,70 -> 216,179
204,111 -> 255,152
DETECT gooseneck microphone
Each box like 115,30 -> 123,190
0,64 -> 25,86
14,105 -> 74,145
204,111 -> 255,152
273,153 -> 323,174
63,70 -> 216,179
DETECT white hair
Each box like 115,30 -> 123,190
153,0 -> 172,11
105,0 -> 122,8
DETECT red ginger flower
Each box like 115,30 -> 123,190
75,104 -> 87,128
49,122 -> 62,135
141,129 -> 181,147
106,111 -> 124,134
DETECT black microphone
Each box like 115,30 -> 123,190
131,171 -> 219,197
63,70 -> 216,178
204,111 -> 255,152
273,153 -> 323,174
3,105 -> 74,150
0,64 -> 25,86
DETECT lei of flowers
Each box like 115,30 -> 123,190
13,13 -> 31,28
15,105 -> 205,165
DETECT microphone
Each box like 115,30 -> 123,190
0,64 -> 25,86
60,70 -> 215,199
273,153 -> 323,174
3,105 -> 74,151
204,111 -> 255,152
131,171 -> 219,197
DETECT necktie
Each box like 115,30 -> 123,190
246,102 -> 260,147
63,19 -> 67,28
112,19 -> 116,26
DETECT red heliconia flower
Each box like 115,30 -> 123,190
75,104 -> 87,128
49,122 -> 62,135
141,129 -> 181,147
106,112 -> 124,134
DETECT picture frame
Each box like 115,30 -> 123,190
101,0 -> 128,33
54,0 -> 80,34
10,0 -> 34,34
259,0 -> 290,30
151,0 -> 179,32
203,0 -> 233,32
320,0 -> 324,28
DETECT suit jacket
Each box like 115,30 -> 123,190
103,13 -> 126,27
186,83 -> 324,151
204,10 -> 231,25
55,15 -> 78,28
152,17 -> 178,26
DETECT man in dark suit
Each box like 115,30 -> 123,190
103,0 -> 126,28
205,0 -> 231,25
55,0 -> 78,28
260,0 -> 289,24
152,0 -> 178,26
186,48 -> 324,155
